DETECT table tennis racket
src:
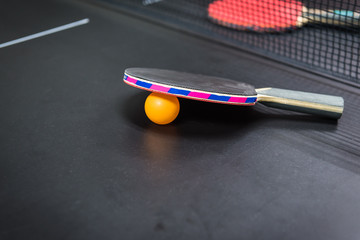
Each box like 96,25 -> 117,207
123,68 -> 344,122
207,0 -> 360,32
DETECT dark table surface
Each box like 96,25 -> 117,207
1,0 -> 360,239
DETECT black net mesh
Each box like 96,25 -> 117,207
95,0 -> 360,84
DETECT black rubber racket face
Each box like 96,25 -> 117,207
124,68 -> 258,105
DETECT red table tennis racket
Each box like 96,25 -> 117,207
207,0 -> 360,32
123,68 -> 344,124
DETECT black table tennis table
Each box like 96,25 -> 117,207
1,0 -> 360,239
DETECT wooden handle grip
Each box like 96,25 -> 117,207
304,8 -> 360,27
256,88 -> 344,119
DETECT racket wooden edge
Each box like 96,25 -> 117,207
123,74 -> 257,106
297,6 -> 309,27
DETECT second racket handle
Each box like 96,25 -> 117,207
304,8 -> 360,27
255,88 -> 344,119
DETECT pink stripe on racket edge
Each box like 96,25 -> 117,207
150,84 -> 171,92
187,92 -> 211,99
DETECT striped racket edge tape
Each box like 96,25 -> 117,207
124,74 -> 257,105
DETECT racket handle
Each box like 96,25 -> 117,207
304,8 -> 360,27
256,88 -> 344,119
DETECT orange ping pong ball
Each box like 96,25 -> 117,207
144,92 -> 180,125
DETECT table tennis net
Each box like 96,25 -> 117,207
94,0 -> 360,85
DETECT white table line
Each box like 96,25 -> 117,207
0,18 -> 90,49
